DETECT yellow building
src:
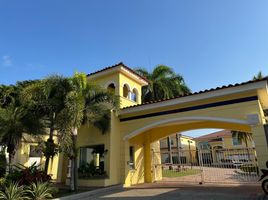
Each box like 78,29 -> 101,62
159,134 -> 196,164
11,62 -> 268,187
194,130 -> 256,165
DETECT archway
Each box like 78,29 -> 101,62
124,118 -> 262,186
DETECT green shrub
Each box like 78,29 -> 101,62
0,182 -> 28,200
26,182 -> 57,200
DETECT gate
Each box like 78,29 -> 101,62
153,147 -> 259,184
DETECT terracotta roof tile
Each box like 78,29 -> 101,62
194,130 -> 232,140
122,76 -> 268,110
87,62 -> 149,83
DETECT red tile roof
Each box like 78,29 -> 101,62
122,76 -> 268,109
194,130 -> 232,140
87,62 -> 149,83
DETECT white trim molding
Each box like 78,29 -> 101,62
123,116 -> 250,140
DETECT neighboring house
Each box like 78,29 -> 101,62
159,134 -> 196,164
194,130 -> 256,165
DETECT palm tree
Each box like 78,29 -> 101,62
135,65 -> 191,103
22,76 -> 72,173
136,65 -> 190,163
57,73 -> 119,192
0,103 -> 45,172
231,130 -> 253,160
253,71 -> 264,80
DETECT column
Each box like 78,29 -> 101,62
144,141 -> 152,183
251,124 -> 268,170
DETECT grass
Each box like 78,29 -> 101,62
162,168 -> 201,178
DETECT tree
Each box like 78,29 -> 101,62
231,130 -> 253,160
22,76 -> 72,173
253,71 -> 264,80
136,65 -> 191,160
0,94 -> 45,172
135,65 -> 191,103
57,73 -> 119,192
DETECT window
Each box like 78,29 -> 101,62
80,144 -> 105,172
29,145 -> 42,157
129,146 -> 135,169
131,89 -> 138,102
107,83 -> 115,94
170,139 -> 174,146
232,136 -> 242,146
123,84 -> 130,98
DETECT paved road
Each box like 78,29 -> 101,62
71,183 -> 267,200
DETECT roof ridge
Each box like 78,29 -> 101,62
87,62 -> 149,83
122,76 -> 268,110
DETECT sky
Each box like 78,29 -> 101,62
1,1 -> 268,136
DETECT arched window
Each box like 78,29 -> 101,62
123,84 -> 130,98
107,83 -> 115,94
131,88 -> 138,102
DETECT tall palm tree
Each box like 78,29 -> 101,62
231,130 -> 253,160
136,65 -> 190,163
135,65 -> 191,103
22,76 -> 72,173
57,73 -> 119,192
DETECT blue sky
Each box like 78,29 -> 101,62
1,1 -> 267,136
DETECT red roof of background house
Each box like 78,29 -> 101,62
194,130 -> 232,140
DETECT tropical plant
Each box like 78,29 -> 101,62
26,182 -> 57,200
231,130 -> 253,160
135,65 -> 191,103
253,71 -> 264,80
22,76 -> 72,173
0,182 -> 28,200
0,102 -> 45,172
6,163 -> 51,186
57,73 -> 119,191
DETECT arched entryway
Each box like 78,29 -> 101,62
119,83 -> 268,187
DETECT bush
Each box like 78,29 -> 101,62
26,182 -> 57,200
6,163 -> 52,186
0,182 -> 28,200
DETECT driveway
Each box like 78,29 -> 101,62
61,183 -> 267,200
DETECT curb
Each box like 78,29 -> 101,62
53,184 -> 123,200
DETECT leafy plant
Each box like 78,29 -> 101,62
6,163 -> 51,186
26,182 -> 57,200
0,182 -> 28,200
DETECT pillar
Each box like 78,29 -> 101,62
144,141 -> 152,183
251,124 -> 268,170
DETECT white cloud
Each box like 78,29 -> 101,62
2,55 -> 12,67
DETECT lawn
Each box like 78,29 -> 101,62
162,168 -> 201,178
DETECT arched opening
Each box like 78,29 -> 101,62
124,118 -> 260,186
131,88 -> 138,102
123,84 -> 130,99
107,83 -> 116,94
